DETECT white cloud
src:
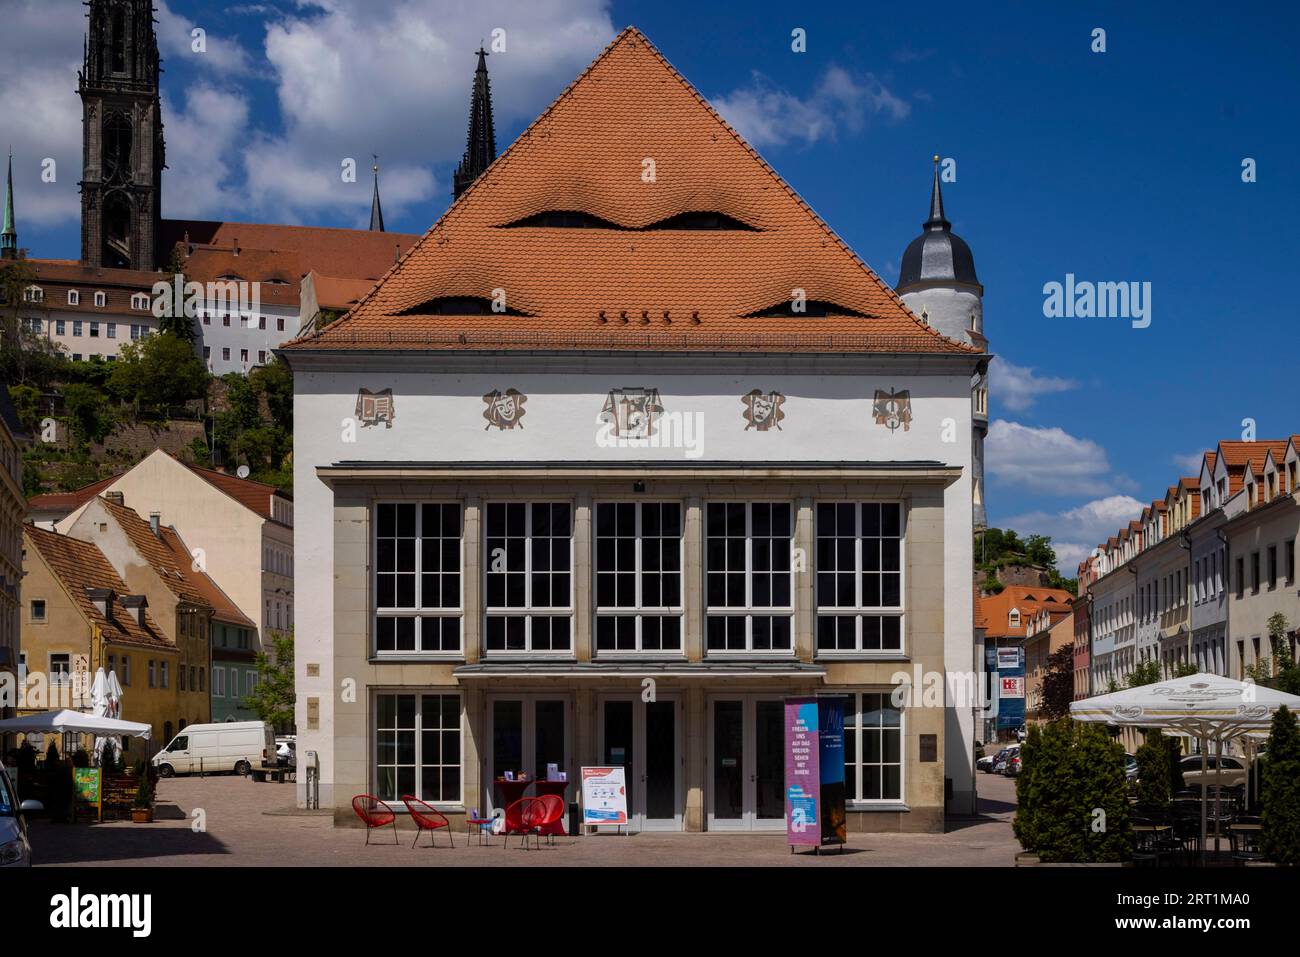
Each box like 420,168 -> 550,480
1172,450 -> 1208,474
0,0 -> 616,232
712,65 -> 910,149
986,419 -> 1133,496
157,0 -> 255,76
990,359 -> 1077,413
1001,495 -> 1147,572
0,1 -> 87,229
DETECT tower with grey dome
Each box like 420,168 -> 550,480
897,157 -> 989,528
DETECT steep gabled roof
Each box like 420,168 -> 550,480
285,27 -> 978,357
88,498 -> 254,629
23,525 -> 166,648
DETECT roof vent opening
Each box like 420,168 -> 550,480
398,296 -> 531,317
501,210 -> 621,229
745,300 -> 872,319
644,211 -> 757,231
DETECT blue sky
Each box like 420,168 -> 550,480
5,1 -> 1297,568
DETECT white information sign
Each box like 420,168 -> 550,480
580,766 -> 628,826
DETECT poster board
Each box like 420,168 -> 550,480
73,768 -> 102,822
784,698 -> 821,846
580,766 -> 628,827
817,696 -> 848,847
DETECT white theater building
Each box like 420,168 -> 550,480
283,28 -> 987,832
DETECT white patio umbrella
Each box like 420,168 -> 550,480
0,710 -> 151,739
1071,672 -> 1300,860
89,668 -> 123,767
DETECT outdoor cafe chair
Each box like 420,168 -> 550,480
401,795 -> 455,849
1229,815 -> 1265,866
536,794 -> 566,845
466,808 -> 496,846
504,797 -> 546,850
352,794 -> 399,845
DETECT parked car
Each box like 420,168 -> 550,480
276,738 -> 297,769
1124,753 -> 1139,782
1180,754 -> 1248,788
0,764 -> 42,867
994,745 -> 1020,775
976,753 -> 997,773
152,721 -> 277,777
1004,753 -> 1021,777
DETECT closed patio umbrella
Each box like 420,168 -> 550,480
1070,672 -> 1300,861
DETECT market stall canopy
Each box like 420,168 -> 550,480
1070,672 -> 1300,736
0,709 -> 151,739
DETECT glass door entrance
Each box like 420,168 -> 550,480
598,695 -> 682,830
708,696 -> 785,831
485,695 -> 570,813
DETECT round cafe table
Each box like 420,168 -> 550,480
533,779 -> 569,836
494,778 -> 532,833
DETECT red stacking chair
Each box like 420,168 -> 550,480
504,797 -> 545,850
536,794 -> 566,845
401,795 -> 455,848
352,795 -> 398,845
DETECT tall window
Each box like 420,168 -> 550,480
374,503 -> 462,655
844,692 -> 903,802
484,502 -> 572,653
816,502 -> 904,653
374,692 -> 461,803
594,502 -> 683,653
705,502 -> 793,652
49,653 -> 70,686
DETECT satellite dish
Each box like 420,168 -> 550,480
236,465 -> 250,479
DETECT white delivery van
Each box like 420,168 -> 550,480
151,721 -> 276,777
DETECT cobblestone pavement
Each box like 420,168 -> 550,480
30,770 -> 1020,867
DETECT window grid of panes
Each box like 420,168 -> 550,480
374,503 -> 462,655
484,502 -> 573,653
843,692 -> 903,802
374,692 -> 462,804
705,502 -> 793,652
815,502 -> 904,653
594,502 -> 684,653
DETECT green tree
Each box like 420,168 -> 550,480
107,331 -> 209,414
1040,644 -> 1075,721
1134,729 -> 1172,807
244,629 -> 295,734
1261,705 -> 1300,865
156,247 -> 196,342
61,382 -> 115,444
1015,719 -> 1133,862
1127,661 -> 1162,689
1025,534 -> 1057,568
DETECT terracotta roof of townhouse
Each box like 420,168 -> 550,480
25,259 -> 160,315
1215,440 -> 1289,495
978,585 -> 1074,639
97,498 -> 255,628
285,28 -> 980,357
27,476 -> 118,514
163,219 -> 418,287
23,525 -> 166,647
27,456 -> 289,521
309,272 -> 383,312
180,458 -> 290,519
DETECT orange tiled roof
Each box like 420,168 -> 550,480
23,525 -> 166,648
285,28 -> 979,357
96,499 -> 253,628
180,458 -> 289,519
978,585 -> 1074,640
1216,440 -> 1289,496
27,476 -> 117,514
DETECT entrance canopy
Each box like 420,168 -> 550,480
0,709 -> 152,739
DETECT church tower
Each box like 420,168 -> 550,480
79,0 -> 165,271
897,156 -> 988,528
453,48 -> 497,200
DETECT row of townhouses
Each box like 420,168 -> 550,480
1079,436 -> 1300,695
12,450 -> 294,750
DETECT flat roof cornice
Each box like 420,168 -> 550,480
317,460 -> 963,484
